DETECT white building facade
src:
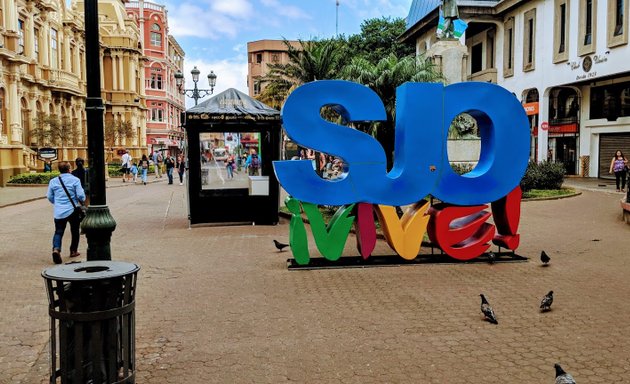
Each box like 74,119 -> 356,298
402,0 -> 630,178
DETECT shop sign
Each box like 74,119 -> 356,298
523,102 -> 539,115
38,147 -> 58,161
540,122 -> 549,131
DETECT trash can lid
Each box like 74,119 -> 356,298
42,261 -> 140,281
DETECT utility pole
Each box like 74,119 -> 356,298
336,0 -> 340,37
82,0 -> 117,261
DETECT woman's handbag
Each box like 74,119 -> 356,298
58,176 -> 87,221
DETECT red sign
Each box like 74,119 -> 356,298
540,122 -> 549,131
523,102 -> 539,116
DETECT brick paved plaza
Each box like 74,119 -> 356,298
1,181 -> 629,383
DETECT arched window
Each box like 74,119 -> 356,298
21,98 -> 30,145
150,23 -> 162,47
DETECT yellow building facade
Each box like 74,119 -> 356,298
0,0 -> 148,186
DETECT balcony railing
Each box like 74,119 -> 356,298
48,69 -> 82,93
126,1 -> 164,11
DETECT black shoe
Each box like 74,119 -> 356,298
52,249 -> 62,264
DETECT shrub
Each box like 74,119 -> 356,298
450,162 -> 475,175
108,162 -> 123,177
8,171 -> 60,184
520,161 -> 565,192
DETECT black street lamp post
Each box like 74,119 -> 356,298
82,0 -> 116,261
174,66 -> 217,106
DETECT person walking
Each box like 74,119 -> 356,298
152,150 -> 163,178
130,162 -> 139,183
177,154 -> 186,185
609,150 -> 628,192
47,161 -> 86,264
245,149 -> 261,176
121,149 -> 132,182
164,153 -> 175,185
140,154 -> 150,185
71,157 -> 89,205
226,154 -> 235,179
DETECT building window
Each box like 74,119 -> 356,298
591,81 -> 630,120
553,0 -> 570,62
271,53 -> 279,63
18,19 -> 25,54
471,43 -> 483,73
615,0 -> 624,35
150,23 -> 161,47
486,31 -> 495,69
608,0 -> 628,46
150,68 -> 163,89
34,28 -> 40,59
523,8 -> 536,71
578,0 -> 597,55
151,108 -> 164,122
70,45 -> 74,72
503,18 -> 514,77
51,28 -> 58,68
256,53 -> 262,63
586,0 -> 593,44
253,81 -> 261,95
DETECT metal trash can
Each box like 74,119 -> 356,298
43,261 -> 140,384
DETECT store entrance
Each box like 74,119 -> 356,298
555,137 -> 577,175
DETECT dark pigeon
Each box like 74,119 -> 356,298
480,294 -> 498,324
541,250 -> 551,265
554,363 -> 576,384
273,239 -> 289,251
540,291 -> 554,312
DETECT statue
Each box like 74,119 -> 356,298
440,0 -> 459,39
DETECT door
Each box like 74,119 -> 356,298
555,137 -> 577,175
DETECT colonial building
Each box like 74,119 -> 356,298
402,0 -> 630,178
77,0 -> 148,162
247,39 -> 300,98
0,0 -> 87,185
0,0 -> 153,186
126,0 -> 185,155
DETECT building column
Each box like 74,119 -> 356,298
129,58 -> 137,93
63,27 -> 72,72
7,70 -> 22,145
111,54 -> 118,91
40,13 -> 50,67
118,54 -> 125,90
25,4 -> 36,58
538,91 -> 550,164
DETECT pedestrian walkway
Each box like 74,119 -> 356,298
1,179 -> 630,383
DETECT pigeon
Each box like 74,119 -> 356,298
479,294 -> 498,324
540,290 -> 554,312
273,239 -> 289,251
554,363 -> 576,384
487,251 -> 496,264
541,250 -> 551,265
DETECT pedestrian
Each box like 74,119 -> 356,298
245,149 -> 261,176
140,154 -> 150,185
226,154 -> 235,179
71,157 -> 89,205
152,150 -> 163,178
44,160 -> 52,172
121,149 -> 132,182
609,150 -> 628,192
177,154 -> 186,185
47,161 -> 85,264
130,162 -> 139,183
164,153 -> 175,184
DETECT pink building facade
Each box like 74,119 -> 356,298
126,0 -> 185,154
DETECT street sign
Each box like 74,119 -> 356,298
38,147 -> 58,161
540,122 -> 549,131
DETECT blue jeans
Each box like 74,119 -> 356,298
142,168 -> 148,183
226,164 -> 233,178
167,167 -> 174,184
53,211 -> 80,252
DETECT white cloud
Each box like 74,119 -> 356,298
260,0 -> 311,20
164,0 -> 254,39
182,57 -> 249,108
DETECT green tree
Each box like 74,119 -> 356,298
256,39 -> 343,109
104,119 -> 135,161
342,54 -> 443,167
344,17 -> 415,66
30,112 -> 52,147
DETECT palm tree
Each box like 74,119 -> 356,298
342,54 -> 443,167
256,39 -> 343,109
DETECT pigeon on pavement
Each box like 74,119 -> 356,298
554,363 -> 576,384
273,239 -> 289,251
540,291 -> 554,312
480,294 -> 498,324
541,250 -> 551,265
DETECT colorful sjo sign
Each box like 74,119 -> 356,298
273,80 -> 530,265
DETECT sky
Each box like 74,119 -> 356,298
155,0 -> 414,107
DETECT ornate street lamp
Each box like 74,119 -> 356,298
82,0 -> 116,260
174,66 -> 217,106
